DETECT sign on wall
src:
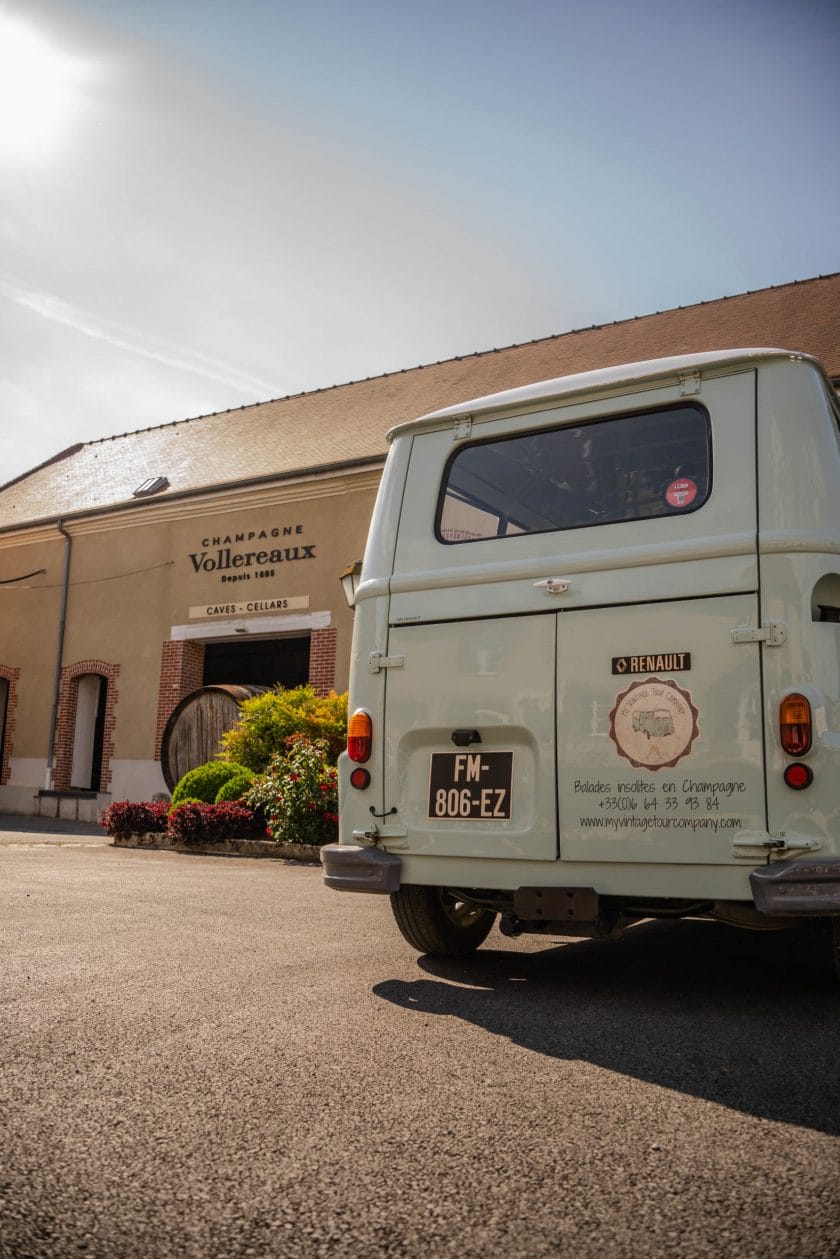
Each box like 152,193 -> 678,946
186,521 -> 317,586
189,595 -> 310,619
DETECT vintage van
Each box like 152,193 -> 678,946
321,349 -> 840,970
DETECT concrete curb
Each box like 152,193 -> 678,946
110,833 -> 323,862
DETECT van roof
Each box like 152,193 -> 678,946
391,347 -> 819,437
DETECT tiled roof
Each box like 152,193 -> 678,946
1,272 -> 838,531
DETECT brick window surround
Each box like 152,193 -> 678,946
308,627 -> 337,695
53,660 -> 120,792
0,665 -> 20,786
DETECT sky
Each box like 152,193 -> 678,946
0,0 -> 838,486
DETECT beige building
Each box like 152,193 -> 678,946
1,273 -> 838,819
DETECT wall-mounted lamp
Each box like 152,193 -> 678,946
339,560 -> 363,609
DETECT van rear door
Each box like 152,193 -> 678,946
384,365 -> 766,865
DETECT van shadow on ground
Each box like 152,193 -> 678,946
374,919 -> 839,1135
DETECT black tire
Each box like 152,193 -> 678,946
390,885 -> 496,956
830,918 -> 840,983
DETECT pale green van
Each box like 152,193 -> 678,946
321,349 -> 840,970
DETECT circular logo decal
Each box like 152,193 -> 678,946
665,478 -> 698,508
609,677 -> 699,771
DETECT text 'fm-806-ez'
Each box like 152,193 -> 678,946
322,349 -> 840,976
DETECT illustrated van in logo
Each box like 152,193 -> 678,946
632,709 -> 675,739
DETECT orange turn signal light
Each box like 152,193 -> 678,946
779,693 -> 812,756
347,710 -> 372,763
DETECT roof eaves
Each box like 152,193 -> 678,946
0,452 -> 387,537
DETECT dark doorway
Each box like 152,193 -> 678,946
90,680 -> 108,792
202,636 -> 311,688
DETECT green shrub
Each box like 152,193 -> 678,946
215,770 -> 255,803
171,761 -> 251,807
247,736 -> 338,846
220,685 -> 347,774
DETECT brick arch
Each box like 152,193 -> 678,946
154,640 -> 205,760
53,660 -> 120,792
0,664 -> 20,786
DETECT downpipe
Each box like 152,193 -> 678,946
44,520 -> 72,790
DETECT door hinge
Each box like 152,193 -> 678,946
679,370 -> 701,396
731,621 -> 787,647
732,834 -> 822,860
368,651 -> 406,674
453,416 -> 472,440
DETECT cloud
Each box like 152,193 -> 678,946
0,275 -> 274,396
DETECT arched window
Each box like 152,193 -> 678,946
0,666 -> 19,786
0,677 -> 9,772
54,660 -> 119,793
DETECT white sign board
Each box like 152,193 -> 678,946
189,595 -> 310,619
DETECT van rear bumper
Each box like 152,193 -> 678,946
320,843 -> 402,894
751,857 -> 840,916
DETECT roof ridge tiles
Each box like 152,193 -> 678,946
32,270 -> 840,457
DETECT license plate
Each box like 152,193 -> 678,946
428,751 -> 513,820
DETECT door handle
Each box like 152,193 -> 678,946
533,577 -> 571,594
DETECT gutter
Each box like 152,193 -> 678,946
44,520 -> 72,790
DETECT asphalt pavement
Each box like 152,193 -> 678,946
1,836 -> 838,1259
0,813 -> 105,838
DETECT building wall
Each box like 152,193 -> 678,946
0,468 -> 379,813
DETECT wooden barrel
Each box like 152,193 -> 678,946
160,684 -> 267,791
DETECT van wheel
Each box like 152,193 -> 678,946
390,886 -> 495,956
830,918 -> 840,982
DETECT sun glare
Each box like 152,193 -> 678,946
0,13 -> 92,157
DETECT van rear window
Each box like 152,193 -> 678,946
437,403 -> 711,543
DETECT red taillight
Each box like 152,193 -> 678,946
784,762 -> 813,791
349,767 -> 371,790
779,693 -> 812,756
347,710 -> 372,763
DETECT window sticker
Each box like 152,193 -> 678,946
609,677 -> 699,771
665,478 -> 698,508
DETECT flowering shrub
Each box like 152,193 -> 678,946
247,736 -> 338,846
167,802 -> 265,844
100,800 -> 169,838
220,686 -> 347,773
